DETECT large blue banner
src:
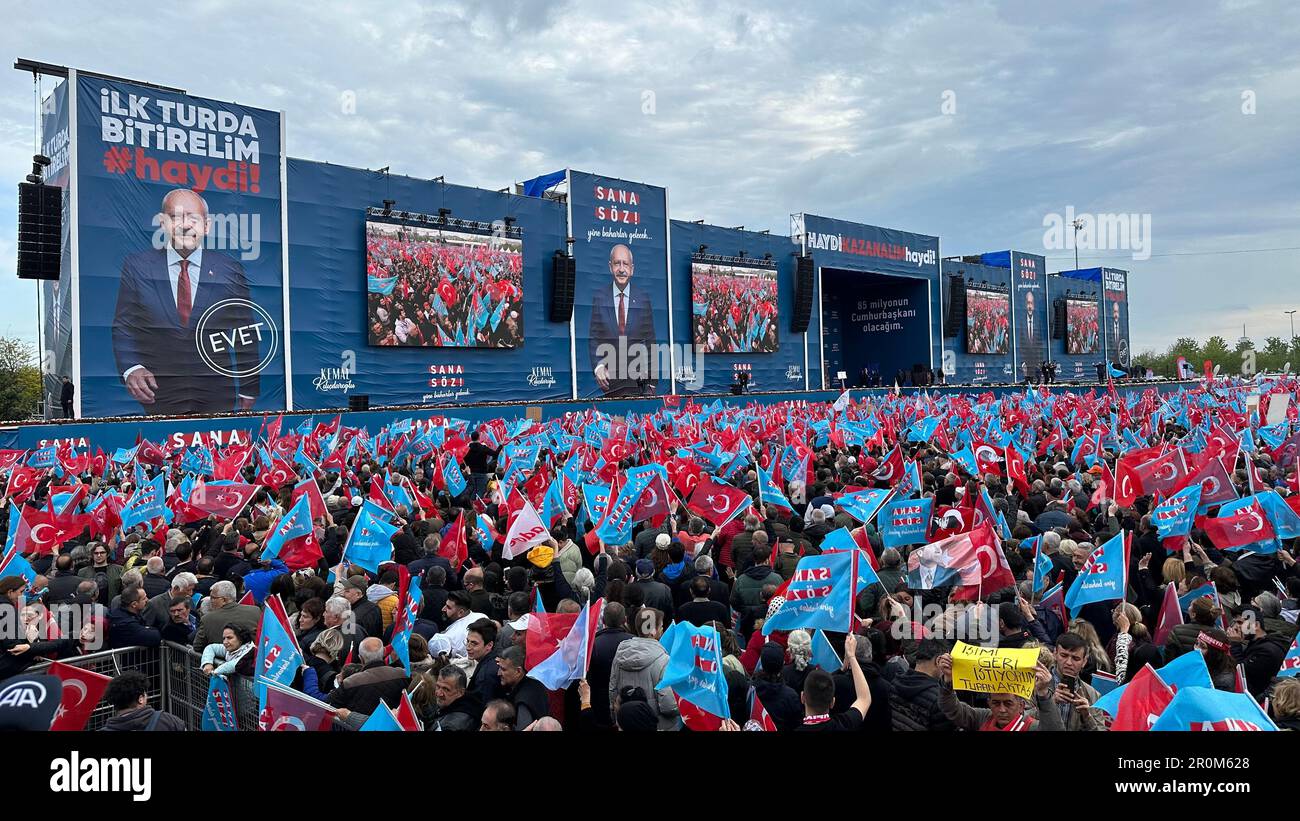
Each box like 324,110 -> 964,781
794,214 -> 940,388
40,79 -> 73,418
76,77 -> 286,417
1013,252 -> 1048,378
669,221 -> 806,394
570,171 -> 671,399
1103,268 -> 1131,370
286,161 -> 572,407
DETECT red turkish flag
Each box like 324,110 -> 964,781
872,446 -> 905,485
947,522 -> 1015,601
21,507 -> 93,555
190,481 -> 258,520
5,465 -> 43,503
48,660 -> 113,731
1153,581 -> 1183,646
440,511 -> 468,568
1111,664 -> 1174,731
1005,444 -> 1030,497
1202,500 -> 1275,550
632,474 -> 672,525
686,475 -> 752,527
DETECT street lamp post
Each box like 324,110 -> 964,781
1286,309 -> 1296,343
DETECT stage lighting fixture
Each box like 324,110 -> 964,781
377,166 -> 390,175
33,154 -> 51,167
438,208 -> 452,223
763,253 -> 772,261
433,175 -> 445,183
382,199 -> 395,215
729,226 -> 744,231
697,245 -> 708,254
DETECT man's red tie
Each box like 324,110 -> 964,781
177,259 -> 193,326
617,292 -> 627,335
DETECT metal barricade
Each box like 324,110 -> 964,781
27,646 -> 164,731
29,643 -> 264,731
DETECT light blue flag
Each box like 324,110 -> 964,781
341,502 -> 400,575
836,488 -> 891,524
358,702 -> 405,731
1064,531 -> 1127,616
201,675 -> 239,732
1149,687 -> 1276,731
367,274 -> 396,295
880,497 -> 931,549
811,630 -> 843,672
1152,483 -> 1202,539
762,551 -> 856,635
657,621 -> 729,719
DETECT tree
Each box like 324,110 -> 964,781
1201,336 -> 1232,367
0,337 -> 42,421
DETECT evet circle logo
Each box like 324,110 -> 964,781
193,298 -> 279,378
1119,338 -> 1130,366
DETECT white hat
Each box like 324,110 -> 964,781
508,615 -> 530,631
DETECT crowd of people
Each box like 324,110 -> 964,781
2,375 -> 1299,733
366,225 -> 523,349
691,266 -> 779,354
965,290 -> 1010,355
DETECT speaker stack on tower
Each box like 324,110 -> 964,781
550,250 -> 576,322
791,254 -> 814,333
348,395 -> 370,412
1052,298 -> 1067,339
17,155 -> 61,281
943,274 -> 965,338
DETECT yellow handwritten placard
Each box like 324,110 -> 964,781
950,641 -> 1039,700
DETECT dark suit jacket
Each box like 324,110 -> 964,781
588,282 -> 657,392
112,247 -> 260,414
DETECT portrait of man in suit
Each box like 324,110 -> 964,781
588,243 -> 657,397
1111,301 -> 1121,342
1024,290 -> 1036,340
112,187 -> 262,416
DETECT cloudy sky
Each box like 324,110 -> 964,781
1,0 -> 1297,356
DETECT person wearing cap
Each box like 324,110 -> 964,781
629,558 -> 675,621
339,576 -> 384,640
433,590 -> 487,658
1229,604 -> 1290,698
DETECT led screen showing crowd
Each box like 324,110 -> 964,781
690,261 -> 779,354
366,222 -> 523,348
965,287 -> 1010,355
1067,297 -> 1100,355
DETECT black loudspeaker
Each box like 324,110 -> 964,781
550,251 -> 575,322
17,183 -> 62,280
943,275 -> 965,337
348,394 -> 370,412
1051,298 -> 1066,339
791,254 -> 814,333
